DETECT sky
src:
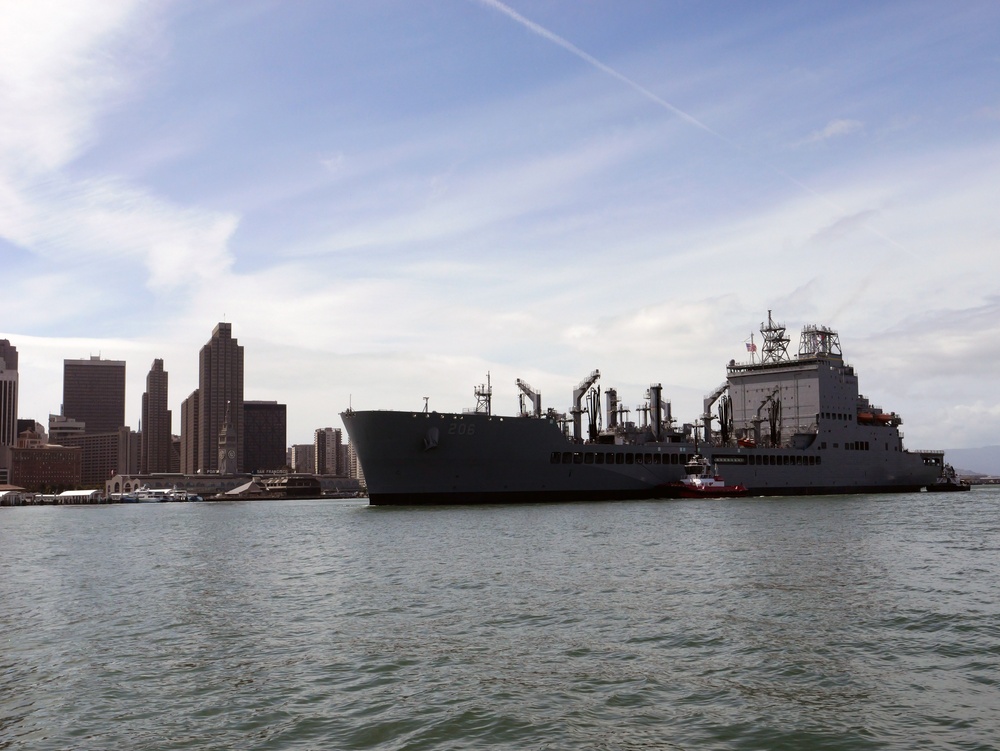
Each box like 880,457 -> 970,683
2,0 -> 999,450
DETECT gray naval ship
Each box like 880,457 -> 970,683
342,312 -> 947,505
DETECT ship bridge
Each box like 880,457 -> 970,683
723,314 -> 857,448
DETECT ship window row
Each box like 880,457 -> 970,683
550,451 -> 690,466
845,441 -> 870,451
746,454 -> 821,466
549,451 -> 821,467
822,412 -> 850,421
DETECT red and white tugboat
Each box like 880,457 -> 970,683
671,454 -> 749,498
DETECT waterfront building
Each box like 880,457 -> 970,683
9,445 -> 82,493
197,323 -> 244,473
243,400 -> 287,473
180,389 -> 199,474
0,340 -> 17,482
289,444 -> 315,474
63,356 -> 126,435
56,427 -> 138,487
140,359 -> 172,474
104,471 -> 360,500
106,472 -> 248,499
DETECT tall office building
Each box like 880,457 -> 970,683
197,323 -> 244,473
0,340 -> 18,478
1,341 -> 17,447
180,389 -> 199,475
289,444 -> 315,474
140,359 -> 172,474
243,401 -> 286,473
314,427 -> 342,475
63,356 -> 126,434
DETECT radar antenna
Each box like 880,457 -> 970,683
798,324 -> 842,358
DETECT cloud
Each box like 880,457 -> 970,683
1,174 -> 238,289
794,119 -> 864,147
314,136 -> 644,255
808,209 -> 881,245
0,0 -> 143,174
0,0 -> 239,293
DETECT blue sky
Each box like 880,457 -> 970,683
3,0 -> 999,449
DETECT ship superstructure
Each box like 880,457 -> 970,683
342,313 -> 945,505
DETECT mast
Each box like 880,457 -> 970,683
474,373 -> 492,415
760,310 -> 790,363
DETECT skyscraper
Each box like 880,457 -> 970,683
314,427 -> 342,475
140,359 -> 172,474
197,323 -> 244,473
243,400 -> 286,473
63,356 -> 126,434
180,389 -> 199,475
0,340 -> 18,477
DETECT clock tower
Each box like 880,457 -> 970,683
218,401 -> 237,475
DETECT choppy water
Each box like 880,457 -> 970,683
2,489 -> 999,750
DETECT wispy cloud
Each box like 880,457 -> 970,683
0,0 -> 141,174
0,0 -> 238,292
809,209 -> 880,245
794,119 -> 864,147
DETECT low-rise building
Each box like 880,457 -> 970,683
106,472 -> 251,499
9,445 -> 82,493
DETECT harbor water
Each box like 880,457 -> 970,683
2,490 -> 999,750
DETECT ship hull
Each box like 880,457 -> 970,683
342,409 -> 940,505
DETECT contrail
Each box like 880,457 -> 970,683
473,0 -> 910,255
475,0 -> 730,144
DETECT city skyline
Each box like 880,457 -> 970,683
3,2 -> 1000,449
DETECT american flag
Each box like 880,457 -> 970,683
745,342 -> 757,352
